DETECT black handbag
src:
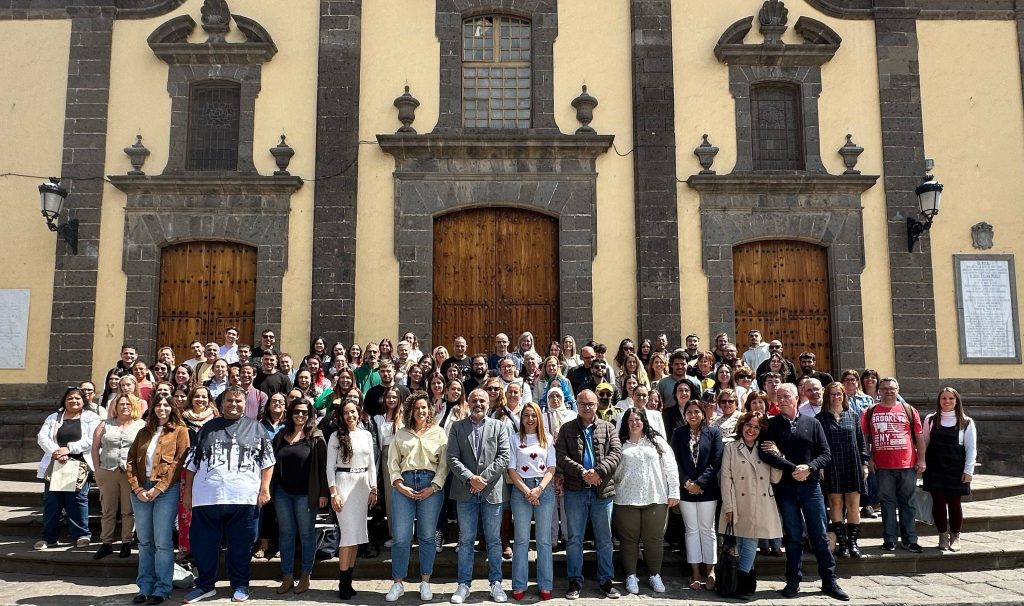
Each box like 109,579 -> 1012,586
716,522 -> 740,597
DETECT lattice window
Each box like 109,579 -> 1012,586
751,83 -> 804,171
462,15 -> 531,129
187,81 -> 241,171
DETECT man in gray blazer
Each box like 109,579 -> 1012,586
447,388 -> 512,604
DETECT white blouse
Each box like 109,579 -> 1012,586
613,435 -> 680,506
507,432 -> 555,479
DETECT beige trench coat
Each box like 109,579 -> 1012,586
718,440 -> 784,539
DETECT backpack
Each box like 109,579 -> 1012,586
865,401 -> 918,446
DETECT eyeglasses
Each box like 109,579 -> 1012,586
769,345 -> 782,349
578,401 -> 598,408
486,386 -> 502,392
81,388 -> 95,393
292,410 -> 309,416
719,398 -> 736,403
634,394 -> 650,399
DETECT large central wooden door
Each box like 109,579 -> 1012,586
733,240 -> 832,372
157,241 -> 257,361
433,208 -> 559,355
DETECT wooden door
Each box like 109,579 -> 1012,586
433,208 -> 559,355
733,240 -> 832,372
157,241 -> 257,362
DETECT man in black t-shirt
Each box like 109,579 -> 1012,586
253,349 -> 292,397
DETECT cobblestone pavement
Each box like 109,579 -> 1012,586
2,569 -> 1024,606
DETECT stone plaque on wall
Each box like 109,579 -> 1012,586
954,255 -> 1022,364
0,289 -> 30,369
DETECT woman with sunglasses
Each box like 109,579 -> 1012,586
272,399 -> 329,595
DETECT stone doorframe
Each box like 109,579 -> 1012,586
687,174 -> 877,372
108,175 -> 302,357
377,133 -> 613,353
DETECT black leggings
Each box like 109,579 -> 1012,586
931,494 -> 963,533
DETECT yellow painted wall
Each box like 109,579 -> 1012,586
673,0 -> 897,375
96,0 -> 319,380
355,0 -> 636,348
556,0 -> 636,346
919,20 -> 1024,378
0,20 -> 71,383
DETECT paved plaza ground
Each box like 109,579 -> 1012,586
2,569 -> 1024,606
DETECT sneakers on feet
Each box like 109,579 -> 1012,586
385,582 -> 405,602
450,584 -> 470,604
598,581 -> 620,599
420,581 -> 433,600
881,541 -> 896,551
435,530 -> 444,553
231,587 -> 249,603
649,574 -> 666,593
860,505 -> 878,519
490,581 -> 508,603
182,588 -> 216,604
902,542 -> 923,553
565,582 -> 582,601
75,537 -> 91,548
384,539 -> 395,548
624,575 -> 639,595
33,540 -> 52,550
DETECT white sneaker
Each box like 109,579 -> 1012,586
490,582 -> 507,603
385,582 -> 405,602
649,574 -> 666,593
450,584 -> 470,604
435,530 -> 444,553
625,575 -> 639,595
420,581 -> 433,600
385,539 -> 395,548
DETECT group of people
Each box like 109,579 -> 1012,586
34,327 -> 978,603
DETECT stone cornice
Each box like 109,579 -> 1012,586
687,172 -> 879,195
108,174 -> 303,198
0,0 -> 183,20
377,133 -> 615,161
805,0 -> 1020,20
714,43 -> 839,66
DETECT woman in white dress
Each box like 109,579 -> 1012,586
327,398 -> 378,600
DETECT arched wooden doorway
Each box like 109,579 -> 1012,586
157,241 -> 257,361
433,208 -> 559,355
733,240 -> 832,372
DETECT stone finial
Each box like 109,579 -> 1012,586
393,85 -> 420,134
124,134 -> 151,176
838,134 -> 864,175
758,0 -> 788,44
971,222 -> 994,250
270,134 -> 294,175
571,85 -> 599,135
200,0 -> 231,40
694,134 -> 720,175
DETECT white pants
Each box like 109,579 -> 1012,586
680,500 -> 718,564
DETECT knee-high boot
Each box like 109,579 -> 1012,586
846,523 -> 862,558
829,522 -> 849,558
338,568 -> 351,600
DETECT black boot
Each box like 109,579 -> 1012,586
846,523 -> 862,558
338,569 -> 353,600
831,522 -> 849,558
735,569 -> 757,600
347,567 -> 358,597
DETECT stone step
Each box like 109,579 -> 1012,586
1,530 -> 1023,581
0,480 -> 100,508
0,463 -> 37,483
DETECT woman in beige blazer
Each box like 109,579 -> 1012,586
719,410 -> 783,600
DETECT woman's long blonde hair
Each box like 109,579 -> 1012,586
516,401 -> 548,450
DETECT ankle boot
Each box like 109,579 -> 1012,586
348,566 -> 358,596
846,523 -> 862,558
338,569 -> 352,600
735,569 -> 757,600
938,532 -> 950,551
949,533 -> 961,552
827,522 -> 848,558
277,576 -> 294,595
294,573 -> 310,594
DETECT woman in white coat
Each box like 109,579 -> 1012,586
719,410 -> 783,600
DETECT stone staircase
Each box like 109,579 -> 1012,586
0,461 -> 1022,580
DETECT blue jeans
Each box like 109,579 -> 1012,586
274,487 -> 317,576
390,470 -> 443,580
735,537 -> 758,573
190,504 -> 260,591
510,478 -> 554,591
455,494 -> 504,586
876,468 -> 918,544
41,479 -> 91,544
775,482 -> 836,584
564,488 -> 614,585
132,481 -> 180,598
758,537 -> 782,549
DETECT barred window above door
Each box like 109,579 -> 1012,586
187,81 -> 241,171
751,83 -> 804,171
462,15 -> 531,129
